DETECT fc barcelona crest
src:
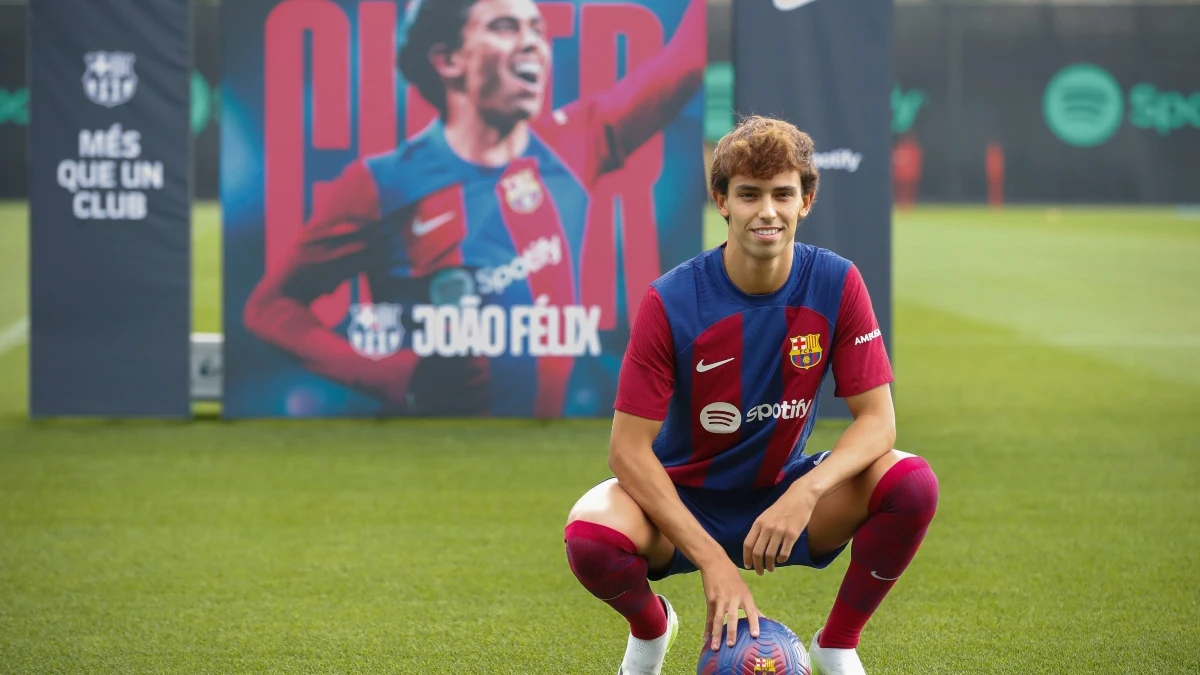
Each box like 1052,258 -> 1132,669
500,168 -> 544,214
82,52 -> 138,108
788,333 -> 823,370
348,303 -> 404,360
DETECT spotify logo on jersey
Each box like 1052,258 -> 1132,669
1043,64 -> 1125,147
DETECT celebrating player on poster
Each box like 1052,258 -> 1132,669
242,0 -> 704,418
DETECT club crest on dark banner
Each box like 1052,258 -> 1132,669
221,0 -> 706,418
28,0 -> 192,417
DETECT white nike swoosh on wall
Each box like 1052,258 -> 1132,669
773,0 -> 820,10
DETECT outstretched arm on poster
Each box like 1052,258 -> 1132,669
243,161 -> 417,407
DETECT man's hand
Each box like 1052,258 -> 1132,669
742,486 -> 819,575
701,560 -> 762,652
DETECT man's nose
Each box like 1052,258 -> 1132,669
758,199 -> 777,221
519,24 -> 544,50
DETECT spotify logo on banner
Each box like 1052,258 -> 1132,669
1043,64 -> 1125,147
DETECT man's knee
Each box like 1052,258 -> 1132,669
567,479 -> 654,544
567,478 -> 621,526
890,454 -> 939,516
859,449 -> 920,497
564,479 -> 673,569
806,450 -> 934,556
869,452 -> 939,531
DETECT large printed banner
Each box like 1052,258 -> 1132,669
28,0 -> 192,417
221,0 -> 706,418
734,0 -> 893,419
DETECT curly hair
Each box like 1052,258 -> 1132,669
709,115 -> 819,201
397,0 -> 480,117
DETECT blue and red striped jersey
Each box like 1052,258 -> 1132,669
264,113 -> 601,418
614,243 -> 894,491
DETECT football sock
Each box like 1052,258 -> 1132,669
564,520 -> 668,640
819,456 -> 940,649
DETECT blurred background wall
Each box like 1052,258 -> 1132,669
2,0 -> 1197,204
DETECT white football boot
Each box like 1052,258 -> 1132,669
809,629 -> 867,675
616,595 -> 679,675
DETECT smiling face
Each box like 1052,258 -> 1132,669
709,116 -> 821,261
432,0 -> 550,125
715,171 -> 814,262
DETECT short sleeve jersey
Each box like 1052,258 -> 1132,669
614,243 -> 893,491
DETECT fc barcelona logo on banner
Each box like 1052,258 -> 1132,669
500,168 -> 544,214
348,303 -> 404,360
82,51 -> 138,107
788,333 -> 823,370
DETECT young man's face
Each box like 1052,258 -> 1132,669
714,170 -> 814,261
448,0 -> 550,124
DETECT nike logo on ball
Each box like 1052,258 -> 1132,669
696,357 -> 734,373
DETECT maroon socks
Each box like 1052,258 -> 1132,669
565,520 -> 668,640
819,456 -> 940,649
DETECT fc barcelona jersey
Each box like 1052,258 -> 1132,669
276,110 -> 620,418
614,243 -> 894,491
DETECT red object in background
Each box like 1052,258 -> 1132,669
892,135 -> 923,209
986,142 -> 1004,208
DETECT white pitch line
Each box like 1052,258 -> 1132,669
0,316 -> 29,357
1050,334 -> 1200,348
903,334 -> 1200,349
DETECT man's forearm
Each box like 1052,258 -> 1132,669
244,285 -> 413,397
606,0 -> 705,162
610,444 -> 728,570
791,411 -> 896,501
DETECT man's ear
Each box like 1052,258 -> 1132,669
799,190 -> 815,218
429,43 -> 464,80
712,189 -> 729,220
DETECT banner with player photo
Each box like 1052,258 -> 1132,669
220,0 -> 706,418
734,0 -> 894,419
28,0 -> 192,417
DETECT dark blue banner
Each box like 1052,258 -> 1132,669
28,0 -> 192,417
734,0 -> 894,418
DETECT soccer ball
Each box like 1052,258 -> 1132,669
696,617 -> 811,675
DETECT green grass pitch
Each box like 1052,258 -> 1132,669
0,200 -> 1198,673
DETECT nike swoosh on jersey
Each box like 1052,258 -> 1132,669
773,0 -> 819,9
412,211 -> 455,236
696,357 -> 735,373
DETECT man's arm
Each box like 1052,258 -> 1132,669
611,286 -> 762,649
610,289 -> 723,565
243,160 -> 419,403
791,263 -> 897,500
540,0 -> 705,183
741,383 -> 894,576
608,411 -> 728,574
787,383 -> 896,502
593,0 -> 705,173
741,264 -> 896,574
